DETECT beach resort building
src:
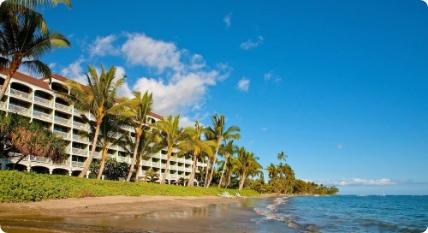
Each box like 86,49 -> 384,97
0,70 -> 206,184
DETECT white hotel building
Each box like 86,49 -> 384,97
0,70 -> 206,184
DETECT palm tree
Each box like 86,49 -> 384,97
7,0 -> 72,9
277,151 -> 287,162
119,91 -> 154,182
66,64 -> 125,178
0,5 -> 71,100
154,115 -> 186,184
217,139 -> 237,188
85,115 -> 124,179
122,128 -> 163,182
180,121 -> 216,187
205,114 -> 240,187
266,163 -> 277,180
143,168 -> 159,183
234,147 -> 262,190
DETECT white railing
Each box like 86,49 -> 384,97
72,147 -> 87,155
160,164 -> 167,168
72,134 -> 89,143
53,130 -> 70,139
54,116 -> 71,125
117,156 -> 131,163
71,161 -> 84,167
55,103 -> 71,112
152,153 -> 161,159
141,160 -> 151,166
9,104 -> 31,115
73,108 -> 87,116
34,96 -> 52,106
10,88 -> 31,100
73,121 -> 87,130
33,110 -> 51,119
0,102 -> 6,109
185,167 -> 192,172
29,155 -> 49,163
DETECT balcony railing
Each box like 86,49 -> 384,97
71,161 -> 84,167
72,147 -> 87,155
0,102 -> 6,109
73,108 -> 87,116
54,116 -> 71,125
33,110 -> 51,120
9,104 -> 31,115
34,96 -> 53,107
117,156 -> 131,163
30,155 -> 49,163
73,121 -> 88,130
72,134 -> 89,143
55,103 -> 71,113
10,88 -> 31,100
141,160 -> 151,166
53,130 -> 70,139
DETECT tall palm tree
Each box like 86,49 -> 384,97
266,163 -> 277,180
66,64 -> 125,178
154,115 -> 186,184
122,128 -> 163,182
0,5 -> 71,100
180,120 -> 216,187
205,114 -> 240,187
119,91 -> 154,182
85,115 -> 123,179
217,139 -> 237,188
7,0 -> 72,9
234,147 -> 262,190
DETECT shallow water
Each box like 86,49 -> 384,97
1,196 -> 427,233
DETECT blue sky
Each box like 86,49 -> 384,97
38,0 -> 427,195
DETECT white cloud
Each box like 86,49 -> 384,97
264,72 -> 272,81
121,33 -> 183,72
313,178 -> 406,186
224,13 -> 232,28
89,35 -> 120,57
60,33 -> 231,120
48,63 -> 56,69
240,36 -> 264,50
237,77 -> 250,91
60,58 -> 87,84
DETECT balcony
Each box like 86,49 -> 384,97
73,108 -> 87,116
33,110 -> 52,120
9,104 -> 31,115
72,134 -> 89,143
72,147 -> 87,156
73,121 -> 88,130
117,156 -> 131,163
30,155 -> 49,163
160,164 -> 167,168
54,116 -> 71,126
185,167 -> 192,172
71,161 -> 84,167
34,96 -> 53,107
10,89 -> 31,101
141,160 -> 151,166
53,130 -> 70,139
55,103 -> 71,113
0,102 -> 6,110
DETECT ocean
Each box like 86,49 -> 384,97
1,195 -> 427,233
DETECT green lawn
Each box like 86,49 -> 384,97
0,170 -> 260,203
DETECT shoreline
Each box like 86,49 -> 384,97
0,195 -> 278,233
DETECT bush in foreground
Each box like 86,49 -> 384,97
0,171 -> 260,203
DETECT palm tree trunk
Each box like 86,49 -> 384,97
217,154 -> 229,188
96,147 -> 108,179
78,124 -> 100,178
135,155 -> 141,182
0,73 -> 13,101
187,151 -> 198,187
160,149 -> 172,184
126,131 -> 141,182
206,146 -> 219,187
204,157 -> 210,187
238,172 -> 247,191
226,173 -> 231,188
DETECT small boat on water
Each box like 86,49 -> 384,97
380,191 -> 386,196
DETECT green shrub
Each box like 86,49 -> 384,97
0,171 -> 260,203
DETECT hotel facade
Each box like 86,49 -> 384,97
0,70 -> 206,184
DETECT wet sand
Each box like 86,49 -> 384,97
0,195 -> 270,233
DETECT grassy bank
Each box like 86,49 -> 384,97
0,171 -> 260,203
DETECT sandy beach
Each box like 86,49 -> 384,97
0,195 -> 272,233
